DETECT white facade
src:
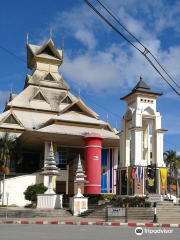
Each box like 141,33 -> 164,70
119,77 -> 167,168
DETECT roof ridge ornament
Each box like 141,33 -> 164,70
78,88 -> 81,99
50,26 -> 52,39
106,113 -> 109,122
26,31 -> 29,44
62,38 -> 64,62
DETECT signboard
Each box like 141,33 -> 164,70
108,207 -> 125,217
149,194 -> 162,202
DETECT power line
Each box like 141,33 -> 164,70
84,0 -> 180,96
98,0 -> 180,90
0,35 -> 179,149
0,46 -> 27,63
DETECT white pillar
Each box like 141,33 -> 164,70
156,131 -> 166,167
130,127 -> 143,165
119,132 -> 124,168
125,121 -> 130,167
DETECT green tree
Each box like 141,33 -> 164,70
164,150 -> 180,199
24,184 -> 48,203
0,132 -> 22,204
0,132 -> 22,170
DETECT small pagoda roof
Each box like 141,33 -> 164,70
120,76 -> 163,100
27,38 -> 63,69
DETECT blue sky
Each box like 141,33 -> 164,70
1,0 -> 180,152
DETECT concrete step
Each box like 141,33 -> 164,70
0,209 -> 72,218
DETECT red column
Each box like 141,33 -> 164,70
83,132 -> 103,194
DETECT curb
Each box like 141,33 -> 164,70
1,221 -> 180,227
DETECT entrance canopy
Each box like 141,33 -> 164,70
19,124 -> 119,152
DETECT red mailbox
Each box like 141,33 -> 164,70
83,132 -> 103,194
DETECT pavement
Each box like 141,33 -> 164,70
0,207 -> 180,227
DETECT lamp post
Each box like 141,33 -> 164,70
2,174 -> 5,206
5,192 -> 9,222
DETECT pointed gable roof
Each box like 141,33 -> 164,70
133,76 -> 150,91
27,38 -> 63,69
120,76 -> 163,100
0,110 -> 24,128
60,98 -> 99,119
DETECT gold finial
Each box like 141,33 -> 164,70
62,37 -> 64,62
78,88 -> 81,99
26,31 -> 29,44
106,113 -> 109,122
50,26 -> 52,38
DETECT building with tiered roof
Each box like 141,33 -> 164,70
0,35 -> 119,206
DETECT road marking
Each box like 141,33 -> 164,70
80,228 -> 96,230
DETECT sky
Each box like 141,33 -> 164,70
0,0 -> 180,152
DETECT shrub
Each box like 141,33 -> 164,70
23,183 -> 47,203
116,197 -> 124,206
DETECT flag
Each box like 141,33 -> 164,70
132,167 -> 137,179
137,167 -> 141,189
141,167 -> 143,179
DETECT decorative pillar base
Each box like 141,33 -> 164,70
37,194 -> 63,209
69,197 -> 88,216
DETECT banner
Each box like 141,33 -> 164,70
128,167 -> 133,188
160,168 -> 167,189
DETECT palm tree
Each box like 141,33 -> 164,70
0,132 -> 22,205
163,150 -> 180,199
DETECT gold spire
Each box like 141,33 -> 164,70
106,113 -> 109,122
62,37 -> 64,62
116,121 -> 118,130
26,31 -> 29,44
78,88 -> 81,99
50,26 -> 52,38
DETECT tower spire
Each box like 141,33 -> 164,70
50,26 -> 52,38
62,38 -> 64,62
26,31 -> 29,44
106,113 -> 109,122
78,88 -> 81,99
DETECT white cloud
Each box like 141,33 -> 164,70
75,29 -> 97,50
162,113 -> 180,135
46,0 -> 180,97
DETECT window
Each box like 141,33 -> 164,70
42,46 -> 55,57
68,104 -> 83,112
62,96 -> 72,104
4,115 -> 18,124
59,151 -> 67,164
33,92 -> 46,101
43,73 -> 56,81
57,151 -> 67,169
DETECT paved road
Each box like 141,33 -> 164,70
0,225 -> 180,240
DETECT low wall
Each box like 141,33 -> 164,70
0,173 -> 43,206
